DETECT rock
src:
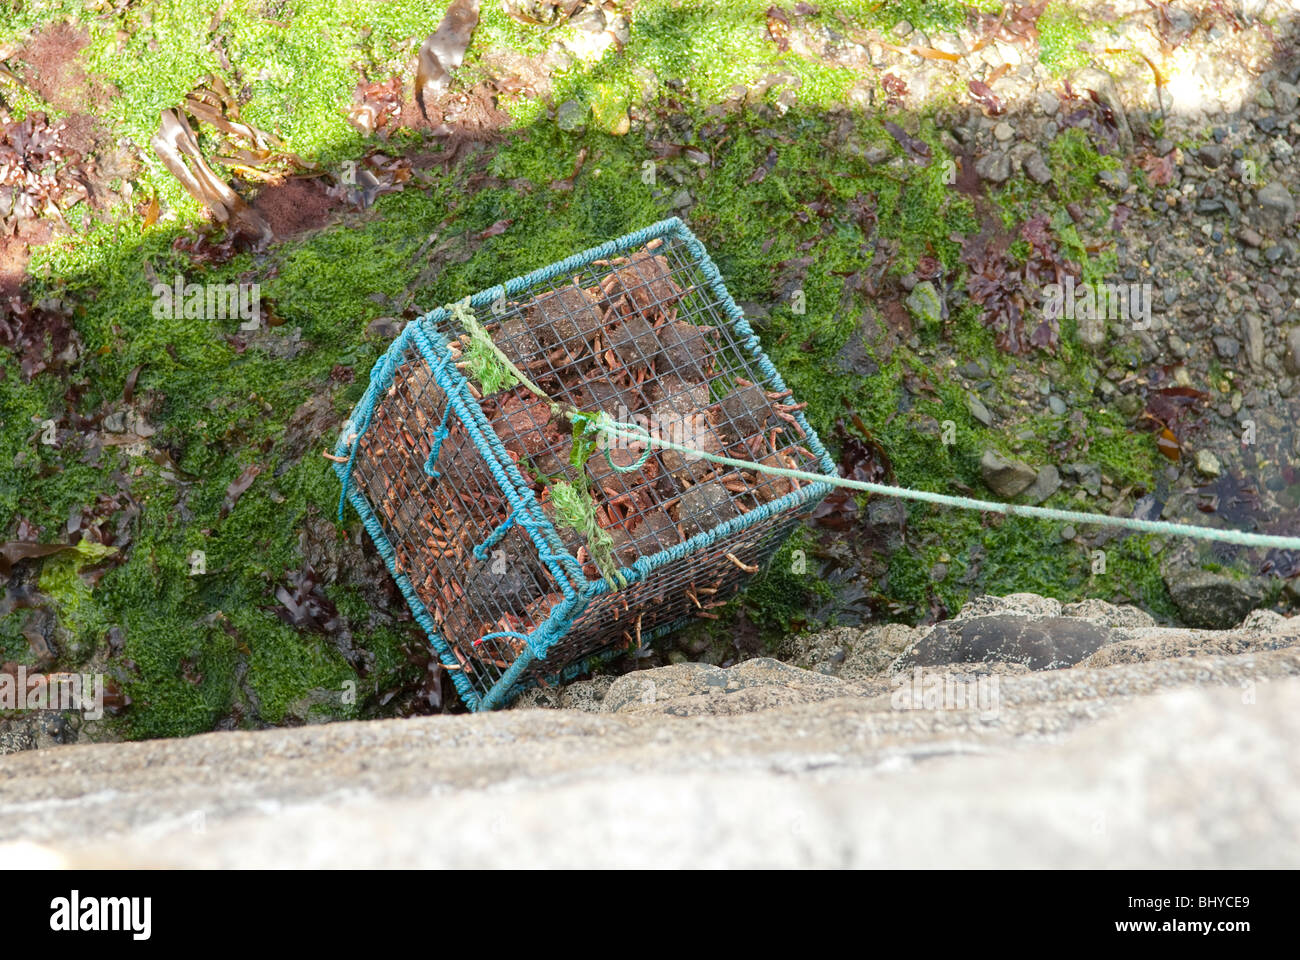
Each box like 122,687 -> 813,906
1284,328 -> 1300,375
966,391 -> 993,426
1047,394 -> 1067,415
1165,569 -> 1265,629
555,99 -> 588,133
954,593 -> 1062,619
1198,143 -> 1228,168
904,281 -> 942,326
974,151 -> 1011,183
1097,168 -> 1129,194
1254,180 -> 1295,235
780,622 -> 920,680
1237,225 -> 1264,247
1074,68 -> 1133,150
993,121 -> 1013,142
894,615 -> 1113,671
1241,312 -> 1265,368
1195,448 -> 1221,477
1060,599 -> 1156,630
7,591 -> 1300,868
980,450 -> 1037,497
1023,150 -> 1052,184
866,498 -> 907,551
1274,80 -> 1300,114
1022,465 -> 1061,504
1037,90 -> 1059,115
1066,462 -> 1102,496
602,659 -> 855,716
1213,335 -> 1240,359
1083,627 -> 1297,669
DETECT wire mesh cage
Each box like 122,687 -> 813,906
332,218 -> 836,710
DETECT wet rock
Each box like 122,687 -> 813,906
1165,569 -> 1265,629
1198,143 -> 1228,169
954,593 -> 1063,620
966,391 -> 993,427
1284,327 -> 1300,375
980,450 -> 1037,497
1241,312 -> 1265,367
1195,448 -> 1221,477
1254,180 -> 1295,235
895,615 -> 1113,671
1022,465 -> 1061,504
1022,150 -> 1052,184
866,498 -> 907,552
1097,168 -> 1129,194
601,659 -> 854,716
905,281 -> 942,326
555,99 -> 588,133
779,622 -> 920,680
1064,462 -> 1102,496
1213,335 -> 1240,359
974,151 -> 1011,183
1274,80 -> 1300,114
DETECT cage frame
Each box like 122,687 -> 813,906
332,217 -> 837,710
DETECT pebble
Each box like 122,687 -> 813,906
1195,449 -> 1222,477
993,121 -> 1014,142
975,151 -> 1011,183
1023,150 -> 1052,184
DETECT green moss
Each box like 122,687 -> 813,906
1037,2 -> 1098,75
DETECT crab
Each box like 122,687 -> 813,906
596,242 -> 684,316
491,387 -> 562,460
655,320 -> 718,383
673,479 -> 738,541
528,282 -> 604,349
645,388 -> 723,487
492,315 -> 550,370
716,378 -> 808,443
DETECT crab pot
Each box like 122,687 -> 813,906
333,218 -> 836,710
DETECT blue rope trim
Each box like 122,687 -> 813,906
472,512 -> 517,562
422,402 -> 453,478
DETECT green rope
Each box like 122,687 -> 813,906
449,297 -> 549,400
549,479 -> 627,590
446,296 -> 1300,562
590,413 -> 1300,553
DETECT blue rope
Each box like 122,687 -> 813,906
337,349 -> 397,522
472,512 -> 517,562
422,402 -> 453,478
